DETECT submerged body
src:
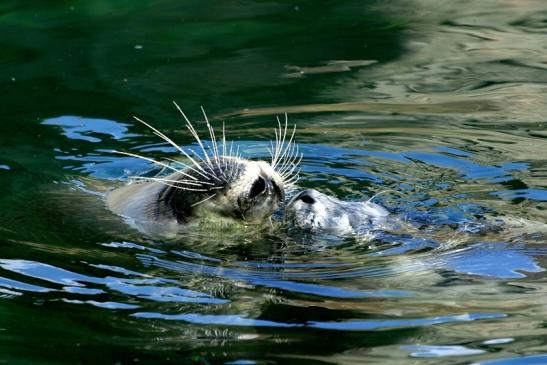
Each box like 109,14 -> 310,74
284,189 -> 547,243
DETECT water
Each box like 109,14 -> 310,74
1,1 -> 547,364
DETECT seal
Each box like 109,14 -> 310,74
107,104 -> 302,233
285,189 -> 390,234
107,156 -> 286,226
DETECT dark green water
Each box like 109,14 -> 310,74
2,1 -> 547,364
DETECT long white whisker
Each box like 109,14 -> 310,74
275,115 -> 284,165
133,116 -> 185,154
161,157 -> 215,183
136,178 -> 209,192
190,193 -> 217,207
285,171 -> 299,182
205,116 -> 219,165
279,144 -> 301,177
276,124 -> 297,168
277,114 -> 290,166
167,144 -> 215,180
132,116 -> 219,182
129,176 -> 208,187
272,116 -> 286,169
184,147 -> 216,177
209,186 -> 225,190
278,147 -> 298,178
268,141 -> 275,162
128,107 -> 303,200
201,106 -> 225,181
185,122 -> 214,171
281,160 -> 303,185
272,121 -> 280,166
221,122 -> 228,176
222,122 -> 227,158
284,178 -> 299,188
280,159 -> 301,181
115,151 -> 197,181
364,190 -> 394,206
263,113 -> 302,188
125,111 -> 228,185
278,147 -> 300,181
173,101 -> 216,175
229,155 -> 238,180
281,165 -> 299,179
229,140 -> 234,159
283,172 -> 300,186
278,139 -> 297,172
227,141 -> 237,178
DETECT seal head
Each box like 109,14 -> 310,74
106,105 -> 300,235
107,157 -> 285,227
285,189 -> 389,234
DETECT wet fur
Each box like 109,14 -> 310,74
107,104 -> 300,231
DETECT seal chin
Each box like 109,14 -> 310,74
285,189 -> 389,234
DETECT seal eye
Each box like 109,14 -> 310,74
249,176 -> 266,199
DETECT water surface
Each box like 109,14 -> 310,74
1,1 -> 547,364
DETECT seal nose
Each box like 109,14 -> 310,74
296,190 -> 316,205
249,176 -> 266,199
249,176 -> 284,201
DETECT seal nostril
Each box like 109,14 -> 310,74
249,176 -> 266,199
299,194 -> 315,204
271,180 -> 284,200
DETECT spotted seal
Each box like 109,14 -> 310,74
285,189 -> 391,234
107,104 -> 301,234
284,189 -> 519,238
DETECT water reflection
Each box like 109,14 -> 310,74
473,354 -> 547,365
3,108 -> 545,364
42,116 -> 138,143
0,259 -> 227,305
401,344 -> 485,358
133,311 -> 505,331
1,0 -> 547,363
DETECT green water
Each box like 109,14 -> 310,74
2,1 -> 547,364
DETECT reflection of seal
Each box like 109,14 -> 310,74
285,189 -> 390,234
107,104 -> 301,232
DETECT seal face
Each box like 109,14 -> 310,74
285,189 -> 390,234
107,157 -> 285,225
107,104 -> 301,232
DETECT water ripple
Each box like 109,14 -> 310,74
132,311 -> 506,331
472,354 -> 547,365
139,254 -> 410,298
0,259 -> 227,305
42,116 -> 138,143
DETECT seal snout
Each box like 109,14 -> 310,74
232,171 -> 285,222
249,175 -> 284,201
249,176 -> 266,199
